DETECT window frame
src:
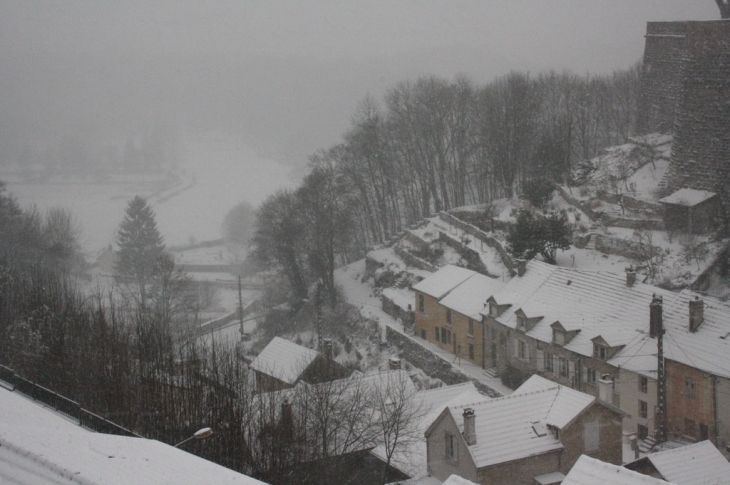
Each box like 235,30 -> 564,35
418,294 -> 425,313
639,375 -> 648,394
468,319 -> 474,336
559,357 -> 569,379
685,377 -> 696,399
545,352 -> 554,373
639,399 -> 648,419
444,431 -> 457,462
435,326 -> 440,342
446,309 -> 452,326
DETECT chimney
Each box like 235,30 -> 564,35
597,374 -> 613,404
515,259 -> 527,277
388,356 -> 402,370
322,338 -> 333,360
462,408 -> 477,445
650,294 -> 663,339
689,297 -> 704,333
625,265 -> 636,287
281,398 -> 294,439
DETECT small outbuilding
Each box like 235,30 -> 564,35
658,188 -> 719,234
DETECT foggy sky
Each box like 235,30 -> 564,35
0,1 -> 720,166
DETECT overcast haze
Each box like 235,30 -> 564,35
0,1 -> 720,166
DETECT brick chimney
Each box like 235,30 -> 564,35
689,297 -> 704,333
462,408 -> 477,445
597,374 -> 613,403
625,265 -> 636,287
281,398 -> 294,439
650,294 -> 663,339
515,259 -> 527,277
322,338 -> 333,360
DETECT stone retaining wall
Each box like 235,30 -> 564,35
386,326 -> 501,397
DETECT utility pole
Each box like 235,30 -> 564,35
238,275 -> 244,337
651,294 -> 667,444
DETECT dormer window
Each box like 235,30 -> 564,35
593,343 -> 608,360
489,302 -> 498,317
553,329 -> 566,346
517,315 -> 526,332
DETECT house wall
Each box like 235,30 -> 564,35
666,359 -> 715,443
450,310 -> 484,368
476,452 -> 561,485
715,376 -> 730,448
414,291 -> 459,355
426,412 -> 479,483
619,368 -> 657,437
255,371 -> 293,393
560,404 -> 624,471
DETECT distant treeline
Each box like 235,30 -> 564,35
2,127 -> 179,179
330,66 -> 640,245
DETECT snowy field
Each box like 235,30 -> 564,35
5,132 -> 295,255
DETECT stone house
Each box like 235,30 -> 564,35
249,337 -> 350,393
424,375 -> 622,485
658,188 -> 719,234
413,265 -> 504,368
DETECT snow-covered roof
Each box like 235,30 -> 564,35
563,455 -> 677,485
442,474 -> 479,485
371,382 -> 485,479
438,272 -> 505,319
640,440 -> 730,485
513,375 -> 596,429
658,188 -> 717,207
430,383 -> 598,469
249,336 -> 320,384
0,386 -> 267,485
412,265 -> 476,300
382,287 -> 416,311
533,471 -> 566,485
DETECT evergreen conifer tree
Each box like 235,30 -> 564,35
116,196 -> 165,305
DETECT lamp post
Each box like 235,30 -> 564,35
174,427 -> 213,448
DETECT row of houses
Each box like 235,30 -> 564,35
413,260 -> 730,450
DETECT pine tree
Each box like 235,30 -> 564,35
116,196 -> 165,305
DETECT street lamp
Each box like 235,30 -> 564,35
174,427 -> 214,448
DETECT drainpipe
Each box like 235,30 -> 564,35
713,375 -> 719,444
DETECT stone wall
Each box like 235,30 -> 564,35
438,212 -> 515,271
668,21 -> 730,197
393,246 -> 438,273
636,21 -> 688,135
386,326 -> 501,397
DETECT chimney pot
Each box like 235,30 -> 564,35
462,408 -> 477,445
650,294 -> 663,339
626,265 -> 636,287
515,259 -> 527,277
597,375 -> 613,403
388,357 -> 402,370
689,296 -> 704,333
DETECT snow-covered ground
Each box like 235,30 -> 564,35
6,132 -> 295,255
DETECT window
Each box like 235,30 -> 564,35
419,294 -> 425,313
469,344 -> 474,360
517,316 -> 526,331
559,358 -> 569,378
421,328 -> 426,340
639,376 -> 648,394
442,328 -> 451,345
586,368 -> 597,384
685,377 -> 696,399
593,344 -> 608,360
639,400 -> 648,419
518,340 -> 529,360
545,353 -> 554,373
489,302 -> 498,317
446,309 -> 452,325
444,431 -> 456,460
468,319 -> 474,336
553,329 -> 565,346
435,326 -> 440,342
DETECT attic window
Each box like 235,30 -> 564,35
593,343 -> 608,360
489,302 -> 498,317
553,329 -> 566,346
517,315 -> 526,332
